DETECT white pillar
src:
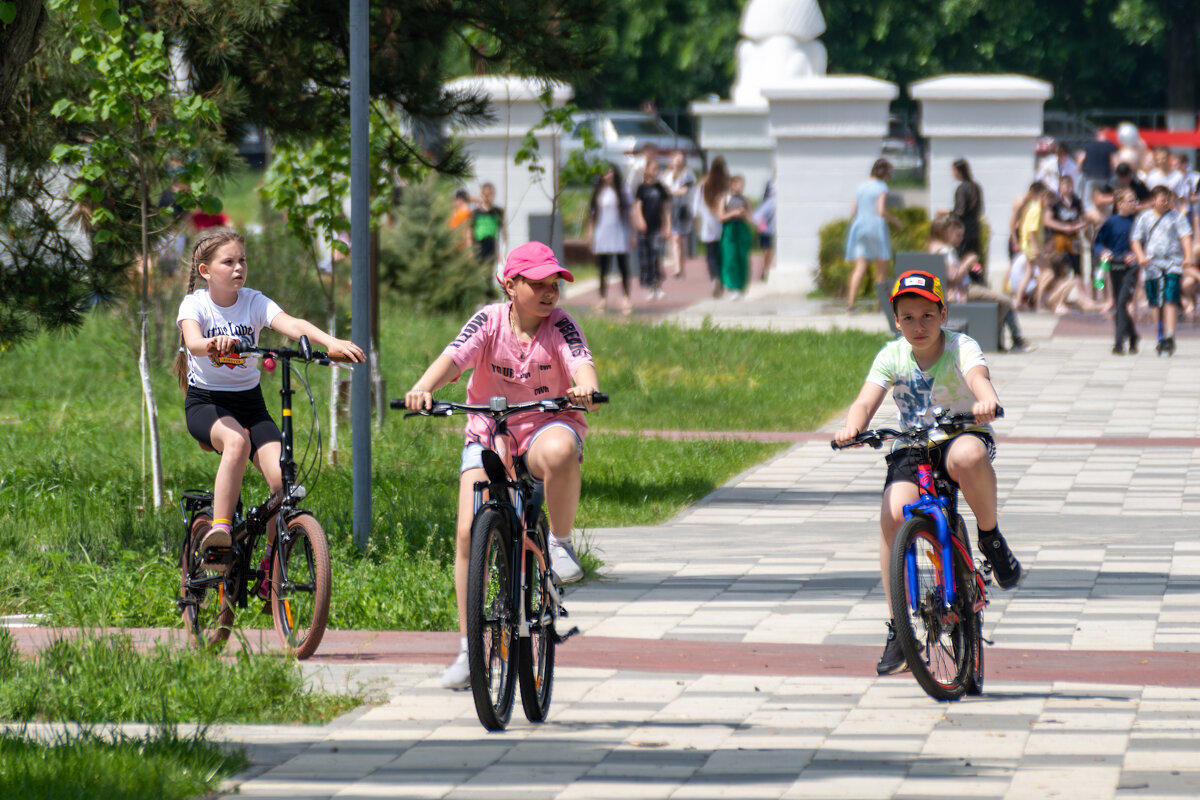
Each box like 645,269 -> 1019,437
443,76 -> 573,271
689,101 -> 774,200
911,75 -> 1052,285
764,76 -> 898,295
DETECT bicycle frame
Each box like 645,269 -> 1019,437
474,432 -> 552,642
902,460 -> 961,610
179,341 -> 318,609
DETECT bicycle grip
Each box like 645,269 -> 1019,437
389,398 -> 406,410
592,391 -> 609,404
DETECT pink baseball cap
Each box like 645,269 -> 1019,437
500,241 -> 574,284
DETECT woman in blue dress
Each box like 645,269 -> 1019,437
844,158 -> 903,312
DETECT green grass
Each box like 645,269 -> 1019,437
0,308 -> 885,631
0,628 -> 358,725
0,726 -> 247,800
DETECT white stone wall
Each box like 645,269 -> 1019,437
443,76 -> 572,272
764,76 -> 898,295
912,75 -> 1052,286
690,102 -> 775,200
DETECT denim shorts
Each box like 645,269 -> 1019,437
460,421 -> 583,473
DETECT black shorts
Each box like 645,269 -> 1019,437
883,431 -> 995,488
185,386 -> 281,458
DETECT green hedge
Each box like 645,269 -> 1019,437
816,208 -> 991,299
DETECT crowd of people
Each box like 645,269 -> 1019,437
843,133 -> 1198,356
1013,134 -> 1197,354
583,143 -> 775,313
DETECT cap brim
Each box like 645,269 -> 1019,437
517,264 -> 574,282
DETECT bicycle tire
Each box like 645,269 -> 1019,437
270,513 -> 331,660
466,507 -> 517,731
889,516 -> 972,700
518,509 -> 556,722
179,513 -> 234,650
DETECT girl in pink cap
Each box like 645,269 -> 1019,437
404,241 -> 603,689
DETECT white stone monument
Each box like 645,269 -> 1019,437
691,0 -> 828,198
764,76 -> 898,295
443,75 -> 573,271
911,75 -> 1052,286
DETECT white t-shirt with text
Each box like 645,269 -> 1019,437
176,288 -> 284,391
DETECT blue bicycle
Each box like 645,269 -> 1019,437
833,409 -> 1001,700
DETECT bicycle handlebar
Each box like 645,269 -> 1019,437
830,408 -> 1004,451
232,335 -> 349,367
391,392 -> 609,419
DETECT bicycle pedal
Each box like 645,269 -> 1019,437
552,625 -> 580,644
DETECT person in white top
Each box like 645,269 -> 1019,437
1144,146 -> 1188,211
174,229 -> 364,570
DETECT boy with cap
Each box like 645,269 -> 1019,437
834,270 -> 1021,675
405,241 -> 602,689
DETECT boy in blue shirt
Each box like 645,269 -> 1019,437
1094,188 -> 1141,354
835,271 -> 1021,675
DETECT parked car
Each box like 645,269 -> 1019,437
560,110 -> 704,178
881,114 -> 924,175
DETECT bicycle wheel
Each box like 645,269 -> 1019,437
179,513 -> 234,650
889,516 -> 972,700
518,509 -> 556,722
270,513 -> 331,660
466,507 -> 517,731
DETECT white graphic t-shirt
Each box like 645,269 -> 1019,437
866,331 -> 990,443
176,288 -> 284,391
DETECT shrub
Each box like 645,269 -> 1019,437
817,208 -> 992,299
379,175 -> 496,313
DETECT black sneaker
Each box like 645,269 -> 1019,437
979,531 -> 1021,589
876,621 -> 908,675
1129,335 -> 1139,354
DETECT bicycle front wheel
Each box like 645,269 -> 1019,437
270,513 -> 331,660
467,507 -> 517,731
179,513 -> 234,651
518,509 -> 556,722
889,516 -> 972,700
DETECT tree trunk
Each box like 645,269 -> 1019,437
1165,4 -> 1198,130
139,317 -> 165,508
139,166 -> 165,507
0,1 -> 47,117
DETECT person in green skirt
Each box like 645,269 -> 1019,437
719,174 -> 753,299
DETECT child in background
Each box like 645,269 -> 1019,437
472,183 -> 504,268
174,229 -> 364,590
633,157 -> 671,300
719,174 -> 753,299
927,215 -> 1034,352
1131,185 -> 1195,355
834,270 -> 1021,675
1093,188 -> 1142,354
404,241 -> 602,689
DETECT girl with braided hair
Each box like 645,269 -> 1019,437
173,229 -> 363,582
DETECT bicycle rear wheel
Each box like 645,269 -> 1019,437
270,513 -> 331,659
889,516 -> 972,700
179,513 -> 234,650
518,509 -> 556,722
467,507 -> 517,731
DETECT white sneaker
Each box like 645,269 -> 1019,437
440,648 -> 470,689
548,537 -> 584,584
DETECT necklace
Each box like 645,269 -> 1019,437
510,306 -> 531,359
